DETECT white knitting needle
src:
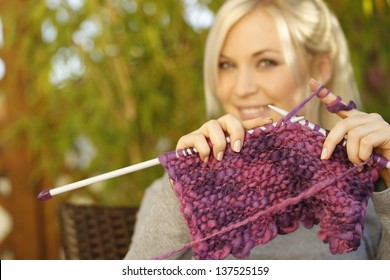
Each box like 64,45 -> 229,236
37,158 -> 161,201
268,104 -> 390,170
37,116 -> 306,201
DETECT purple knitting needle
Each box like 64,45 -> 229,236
268,104 -> 390,170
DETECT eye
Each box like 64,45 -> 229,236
218,61 -> 235,70
258,59 -> 278,68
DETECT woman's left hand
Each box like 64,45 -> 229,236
310,79 -> 390,188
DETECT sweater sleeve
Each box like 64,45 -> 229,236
371,182 -> 390,259
124,173 -> 193,260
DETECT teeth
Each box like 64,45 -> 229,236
241,106 -> 266,115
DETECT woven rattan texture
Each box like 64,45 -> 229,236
58,203 -> 138,260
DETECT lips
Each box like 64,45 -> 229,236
239,105 -> 272,120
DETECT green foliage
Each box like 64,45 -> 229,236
327,0 -> 390,121
1,0 -> 213,205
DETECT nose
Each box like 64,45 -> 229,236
234,67 -> 258,97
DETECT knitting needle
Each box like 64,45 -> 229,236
268,104 -> 390,170
37,158 -> 161,201
37,116 -> 306,201
268,105 -> 328,136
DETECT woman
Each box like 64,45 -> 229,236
125,0 -> 390,259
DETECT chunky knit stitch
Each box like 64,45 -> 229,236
157,89 -> 386,260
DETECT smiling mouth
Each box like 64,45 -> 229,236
241,106 -> 268,115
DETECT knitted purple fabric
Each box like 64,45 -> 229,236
157,91 -> 385,260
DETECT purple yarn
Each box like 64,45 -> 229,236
156,89 -> 384,260
326,97 -> 357,113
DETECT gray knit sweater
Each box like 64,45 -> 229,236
124,173 -> 390,260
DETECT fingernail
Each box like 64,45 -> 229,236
203,156 -> 209,163
233,140 -> 241,152
217,151 -> 224,161
354,164 -> 363,172
320,147 -> 328,160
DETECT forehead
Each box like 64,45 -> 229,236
221,8 -> 283,55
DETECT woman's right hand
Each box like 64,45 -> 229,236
176,114 -> 273,163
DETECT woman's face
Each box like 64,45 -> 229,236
217,7 -> 308,121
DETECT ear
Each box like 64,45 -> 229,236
310,52 -> 333,85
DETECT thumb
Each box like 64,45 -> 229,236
242,116 -> 273,130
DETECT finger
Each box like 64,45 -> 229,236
220,115 -> 274,153
357,133 -> 375,164
199,119 -> 228,161
321,113 -> 382,162
321,114 -> 370,159
177,115 -> 278,163
346,126 -> 390,169
176,133 -> 211,163
309,78 -> 360,119
242,116 -> 273,130
356,116 -> 390,162
347,120 -> 388,165
218,114 -> 274,153
345,125 -> 368,165
217,114 -> 245,154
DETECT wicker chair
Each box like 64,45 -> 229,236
58,203 -> 138,260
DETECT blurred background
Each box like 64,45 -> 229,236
0,0 -> 389,259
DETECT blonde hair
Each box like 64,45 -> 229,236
204,0 -> 361,127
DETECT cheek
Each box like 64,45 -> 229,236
216,75 -> 233,103
275,84 -> 305,110
267,69 -> 306,108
